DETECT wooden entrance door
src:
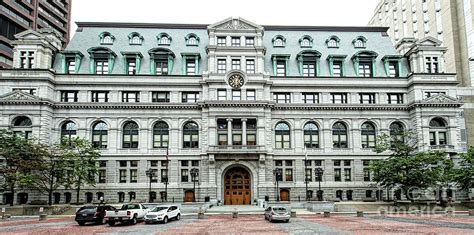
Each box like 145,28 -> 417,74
184,190 -> 194,202
280,189 -> 290,201
224,167 -> 251,205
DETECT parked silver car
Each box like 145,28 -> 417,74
264,207 -> 290,222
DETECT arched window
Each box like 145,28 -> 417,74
128,32 -> 143,45
12,116 -> 32,139
299,35 -> 313,48
332,122 -> 348,148
92,122 -> 108,149
153,121 -> 169,148
99,32 -> 115,45
389,122 -> 404,136
186,33 -> 200,46
157,33 -> 172,45
272,35 -> 286,47
275,122 -> 290,148
61,121 -> 77,144
183,121 -> 199,148
361,122 -> 376,148
352,36 -> 367,48
326,36 -> 340,48
429,118 -> 448,146
304,122 -> 319,148
122,121 -> 139,149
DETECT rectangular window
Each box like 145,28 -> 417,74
151,91 -> 170,102
333,61 -> 343,77
66,58 -> 75,74
155,59 -> 168,75
247,134 -> 256,145
91,91 -> 109,103
218,134 -> 227,145
363,168 -> 371,182
331,93 -> 347,104
161,169 -> 168,183
245,37 -> 254,46
217,59 -> 226,74
285,169 -> 293,181
127,59 -> 137,75
232,134 -> 242,145
186,59 -> 196,75
119,161 -> 127,167
303,93 -> 319,104
388,61 -> 399,77
119,170 -> 127,183
273,93 -> 291,103
98,170 -> 106,183
334,168 -> 341,181
95,59 -> 109,75
60,91 -> 78,102
20,51 -> 35,69
231,59 -> 241,70
231,37 -> 240,46
359,93 -> 376,104
358,61 -> 373,77
217,37 -> 226,46
246,60 -> 255,74
388,93 -> 404,104
122,91 -> 140,102
182,92 -> 200,103
232,90 -> 241,101
181,169 -> 189,182
425,57 -> 439,73
130,169 -> 137,183
246,89 -> 256,101
276,61 -> 286,76
217,89 -> 227,101
303,62 -> 316,77
344,168 -> 351,181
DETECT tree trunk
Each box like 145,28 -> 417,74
76,176 -> 81,204
48,176 -> 54,206
9,184 -> 14,206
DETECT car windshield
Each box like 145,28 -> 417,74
273,208 -> 287,212
151,207 -> 169,212
78,207 -> 96,213
121,204 -> 139,210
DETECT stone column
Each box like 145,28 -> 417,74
227,118 -> 232,146
242,118 -> 247,145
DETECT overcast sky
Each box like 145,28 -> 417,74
70,0 -> 380,36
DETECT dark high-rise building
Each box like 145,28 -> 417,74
0,0 -> 72,68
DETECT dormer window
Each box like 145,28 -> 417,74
128,32 -> 143,45
326,36 -> 340,48
20,51 -> 35,69
87,47 -> 117,74
382,55 -> 402,77
157,33 -> 172,45
185,34 -> 199,46
272,35 -> 286,47
299,35 -> 313,48
99,32 -> 115,45
297,50 -> 321,77
425,56 -> 439,73
352,36 -> 367,48
352,51 -> 378,77
61,51 -> 84,74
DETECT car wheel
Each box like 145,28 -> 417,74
285,219 -> 289,223
131,215 -> 137,225
108,221 -> 115,226
163,216 -> 168,224
176,214 -> 181,221
78,222 -> 85,226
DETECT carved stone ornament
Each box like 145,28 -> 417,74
218,20 -> 254,30
422,94 -> 460,103
0,91 -> 38,101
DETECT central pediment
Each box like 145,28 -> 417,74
208,17 -> 263,31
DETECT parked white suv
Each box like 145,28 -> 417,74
144,205 -> 181,224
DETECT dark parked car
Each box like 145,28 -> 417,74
75,205 -> 115,226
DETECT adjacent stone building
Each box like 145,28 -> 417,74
0,18 -> 465,205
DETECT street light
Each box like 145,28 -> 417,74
273,168 -> 282,202
145,168 -> 155,203
315,167 -> 324,201
304,151 -> 309,201
190,168 -> 199,202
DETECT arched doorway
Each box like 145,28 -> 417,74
224,167 -> 251,205
280,189 -> 290,201
184,190 -> 194,202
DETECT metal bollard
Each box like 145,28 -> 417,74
39,214 -> 48,221
323,211 -> 330,217
232,208 -> 238,218
290,211 -> 296,218
380,209 -> 386,217
357,211 -> 364,217
446,209 -> 454,217
469,209 -> 474,216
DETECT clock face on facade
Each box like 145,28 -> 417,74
228,74 -> 244,88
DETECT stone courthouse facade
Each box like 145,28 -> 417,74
0,18 -> 466,205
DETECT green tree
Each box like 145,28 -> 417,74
0,130 -> 46,206
371,131 -> 447,201
61,138 -> 100,204
452,147 -> 474,191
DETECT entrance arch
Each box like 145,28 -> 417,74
224,167 -> 251,205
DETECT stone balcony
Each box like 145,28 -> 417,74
429,144 -> 457,153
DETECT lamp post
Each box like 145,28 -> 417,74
273,168 -> 282,202
315,167 -> 324,201
304,150 -> 309,201
145,168 -> 155,203
190,168 -> 199,202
